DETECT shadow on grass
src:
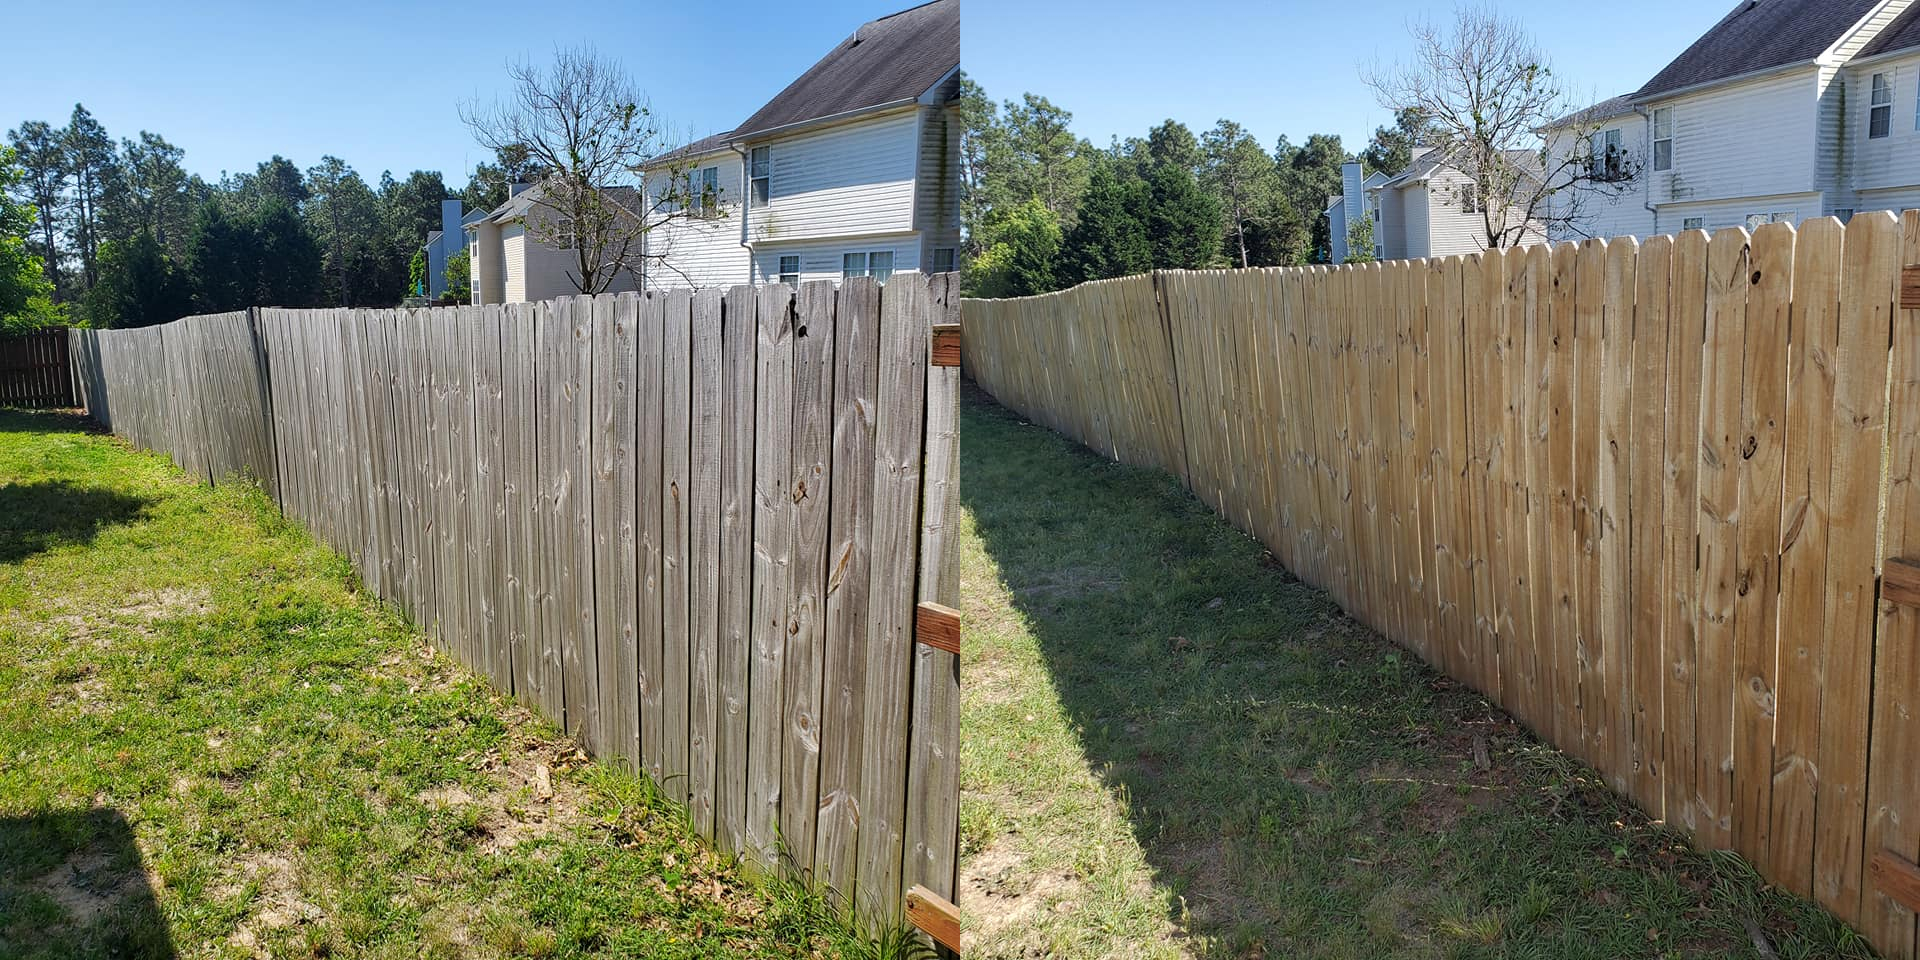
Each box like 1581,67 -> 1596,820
959,384 -> 1865,959
0,479 -> 150,565
0,808 -> 176,959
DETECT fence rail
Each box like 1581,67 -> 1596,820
963,214 -> 1920,960
0,327 -> 75,408
69,275 -> 960,929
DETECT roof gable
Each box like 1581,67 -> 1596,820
1860,2 -> 1920,58
1635,0 -> 1883,99
730,0 -> 959,141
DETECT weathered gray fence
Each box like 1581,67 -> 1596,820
68,276 -> 960,929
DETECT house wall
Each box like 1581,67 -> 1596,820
471,223 -> 504,306
913,105 -> 960,237
502,225 -> 527,304
1643,68 -> 1820,206
1658,192 -> 1826,232
752,233 -> 924,286
1403,184 -> 1432,260
750,109 -> 920,244
1378,187 -> 1407,260
644,151 -> 752,291
1327,202 -> 1348,264
1849,51 -> 1920,194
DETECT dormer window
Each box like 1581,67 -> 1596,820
750,146 -> 770,208
1871,73 -> 1892,139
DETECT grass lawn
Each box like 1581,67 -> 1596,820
0,407 -> 915,960
957,386 -> 1876,960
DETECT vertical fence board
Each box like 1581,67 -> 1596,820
663,289 -> 695,806
747,284 -> 796,869
688,288 -> 725,840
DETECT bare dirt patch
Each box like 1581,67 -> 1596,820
34,849 -> 143,926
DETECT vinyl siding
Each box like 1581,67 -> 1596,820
752,235 -> 923,286
1849,52 -> 1920,193
1854,184 -> 1920,215
1403,184 -> 1431,260
502,226 -> 527,304
1816,65 -> 1853,209
644,151 -> 752,291
912,105 -> 961,236
1644,68 -> 1821,205
1832,0 -> 1916,61
1657,192 -> 1824,232
749,109 -> 919,243
1377,187 -> 1408,260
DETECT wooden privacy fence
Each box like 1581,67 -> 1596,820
0,328 -> 75,408
964,213 -> 1920,960
69,274 -> 961,930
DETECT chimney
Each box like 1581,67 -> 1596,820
441,199 -> 462,237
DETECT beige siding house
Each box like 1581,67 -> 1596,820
1545,0 -> 1920,239
640,0 -> 961,290
466,182 -> 641,306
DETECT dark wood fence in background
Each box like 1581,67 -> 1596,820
0,328 -> 75,408
67,276 -> 961,934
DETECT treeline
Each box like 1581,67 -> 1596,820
960,77 -> 1426,298
1,105 -> 545,330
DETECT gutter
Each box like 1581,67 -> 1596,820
729,142 -> 754,281
729,97 -> 921,146
1633,104 -> 1660,231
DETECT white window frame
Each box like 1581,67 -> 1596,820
750,146 -> 770,208
1871,73 -> 1893,139
842,251 -> 868,280
1682,217 -> 1704,231
842,249 -> 896,283
688,166 -> 721,218
1652,108 -> 1673,172
777,255 -> 799,287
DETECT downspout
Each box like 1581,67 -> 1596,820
1633,104 -> 1659,234
729,143 -> 754,282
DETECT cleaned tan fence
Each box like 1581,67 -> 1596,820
964,214 -> 1920,959
69,275 -> 960,929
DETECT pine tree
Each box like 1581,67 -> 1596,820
1145,163 -> 1221,270
1058,162 -> 1150,286
86,230 -> 187,328
64,105 -> 118,290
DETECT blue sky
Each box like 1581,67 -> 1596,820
5,0 -> 915,189
962,0 -> 1734,153
7,0 -> 1732,191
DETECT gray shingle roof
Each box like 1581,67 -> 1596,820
1860,2 -> 1920,58
1547,94 -> 1639,130
1635,0 -> 1882,99
730,0 -> 959,141
646,130 -> 738,167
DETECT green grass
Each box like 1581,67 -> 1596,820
957,387 -> 1876,960
0,407 -> 925,960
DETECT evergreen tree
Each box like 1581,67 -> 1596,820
64,105 -> 118,290
86,229 -> 188,328
5,121 -> 67,298
1201,119 -> 1282,268
0,146 -> 57,333
186,200 -> 250,312
1057,162 -> 1150,286
1145,120 -> 1203,177
968,198 -> 1059,298
249,199 -> 323,308
305,156 -> 384,306
1145,163 -> 1221,270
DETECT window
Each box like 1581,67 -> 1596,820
930,247 -> 956,274
842,250 -> 895,283
750,146 -> 770,208
1592,128 -> 1625,180
1770,210 -> 1797,224
555,217 -> 577,250
1746,213 -> 1769,230
688,166 -> 721,217
1683,217 -> 1705,231
1871,73 -> 1892,139
778,255 -> 799,287
1835,208 -> 1857,223
1652,108 -> 1673,172
1460,183 -> 1480,214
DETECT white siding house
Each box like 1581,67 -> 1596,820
1331,152 -> 1546,262
1544,0 -> 1920,241
639,0 -> 961,291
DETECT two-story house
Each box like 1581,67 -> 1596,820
1548,0 -> 1920,239
640,0 -> 961,290
1326,149 -> 1549,262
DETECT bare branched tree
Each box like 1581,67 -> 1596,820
461,46 -> 708,294
1364,5 -> 1635,248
